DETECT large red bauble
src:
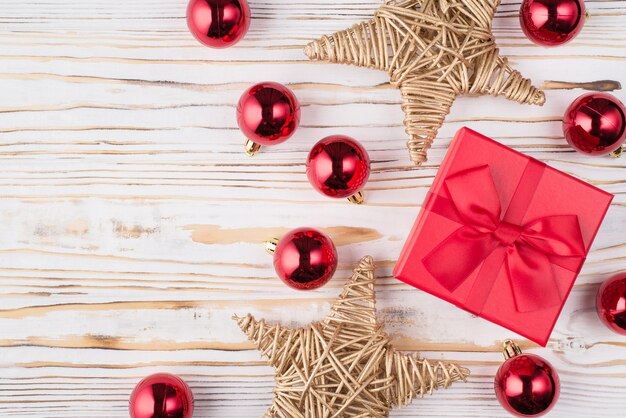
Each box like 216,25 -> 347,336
129,373 -> 194,418
596,272 -> 626,335
306,135 -> 370,199
495,353 -> 560,417
563,92 -> 626,156
520,0 -> 585,46
237,82 -> 300,146
186,0 -> 250,48
273,227 -> 337,290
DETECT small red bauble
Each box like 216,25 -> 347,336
129,373 -> 194,418
495,340 -> 560,417
265,227 -> 337,290
186,0 -> 250,48
306,135 -> 370,204
520,0 -> 585,46
563,92 -> 626,156
596,272 -> 626,335
237,82 -> 300,156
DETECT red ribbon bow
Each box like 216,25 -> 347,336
423,163 -> 585,313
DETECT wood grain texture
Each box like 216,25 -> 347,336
0,0 -> 624,417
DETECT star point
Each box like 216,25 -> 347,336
305,0 -> 545,165
235,256 -> 469,417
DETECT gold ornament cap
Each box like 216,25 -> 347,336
347,190 -> 365,205
609,146 -> 623,158
244,139 -> 261,156
502,339 -> 523,360
264,237 -> 279,255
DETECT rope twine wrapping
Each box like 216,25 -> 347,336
234,256 -> 469,417
304,0 -> 545,165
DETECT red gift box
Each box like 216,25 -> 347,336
394,128 -> 613,346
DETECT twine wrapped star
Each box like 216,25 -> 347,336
234,256 -> 469,417
304,0 -> 546,165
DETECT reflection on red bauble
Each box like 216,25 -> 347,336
307,135 -> 370,203
597,272 -> 626,335
520,0 -> 585,46
495,341 -> 559,417
237,82 -> 300,155
563,92 -> 626,156
129,373 -> 194,418
187,0 -> 250,48
269,228 -> 337,290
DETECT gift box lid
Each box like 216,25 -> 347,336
394,127 -> 613,346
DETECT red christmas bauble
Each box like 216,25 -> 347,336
306,135 -> 370,200
520,0 -> 585,46
237,82 -> 300,147
563,92 -> 626,156
596,272 -> 626,335
272,227 -> 337,290
495,343 -> 560,417
187,0 -> 250,48
129,373 -> 194,418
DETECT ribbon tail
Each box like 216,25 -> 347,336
424,226 -> 498,292
507,245 -> 562,312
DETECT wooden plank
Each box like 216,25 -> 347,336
0,0 -> 624,416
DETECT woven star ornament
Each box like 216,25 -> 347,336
304,0 -> 546,165
234,256 -> 469,417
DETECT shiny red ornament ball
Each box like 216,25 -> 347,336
272,227 -> 337,290
563,92 -> 626,156
597,272 -> 626,335
129,373 -> 194,418
495,352 -> 560,417
307,135 -> 370,199
187,0 -> 250,48
520,0 -> 585,46
237,82 -> 300,146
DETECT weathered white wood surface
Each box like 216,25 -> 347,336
0,0 -> 624,416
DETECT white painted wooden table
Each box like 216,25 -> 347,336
0,0 -> 624,417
